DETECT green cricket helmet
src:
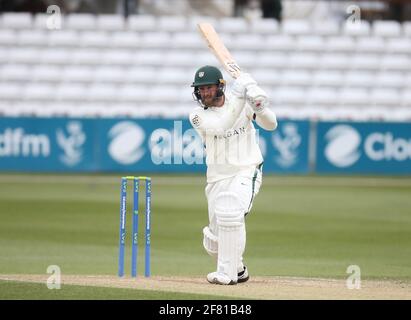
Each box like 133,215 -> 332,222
191,65 -> 226,107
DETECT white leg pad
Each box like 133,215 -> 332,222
238,224 -> 246,273
203,226 -> 218,259
215,191 -> 245,282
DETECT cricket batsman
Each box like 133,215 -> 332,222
189,65 -> 278,285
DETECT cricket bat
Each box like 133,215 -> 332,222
197,23 -> 241,79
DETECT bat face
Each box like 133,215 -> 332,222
197,23 -> 241,79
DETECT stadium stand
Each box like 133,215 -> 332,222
0,11 -> 411,120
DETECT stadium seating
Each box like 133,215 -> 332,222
0,12 -> 410,120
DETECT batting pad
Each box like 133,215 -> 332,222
215,191 -> 245,282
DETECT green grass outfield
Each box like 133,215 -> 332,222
0,280 -> 229,300
0,173 -> 410,299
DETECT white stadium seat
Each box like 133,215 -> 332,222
14,102 -> 54,117
5,102 -> 36,117
312,20 -> 340,36
231,51 -> 259,69
126,66 -> 158,84
271,87 -> 307,105
231,34 -> 265,50
119,85 -> 150,102
127,15 -> 157,31
0,83 -> 23,100
252,69 -> 283,86
296,36 -> 325,52
23,84 -> 56,101
157,68 -> 190,85
281,70 -> 312,86
179,88 -> 195,104
165,51 -> 203,67
87,84 -> 120,102
370,89 -> 401,105
402,91 -> 411,106
18,30 -> 48,47
195,52 -> 217,67
96,14 -> 125,31
72,49 -> 103,65
0,30 -> 17,46
140,32 -> 172,48
342,21 -> 371,37
249,19 -> 279,34
32,65 -> 63,82
65,14 -> 97,30
281,20 -> 311,35
149,86 -> 181,103
62,66 -> 94,83
134,50 -> 166,66
344,71 -> 375,88
32,14 -> 51,30
313,71 -> 344,87
41,48 -> 72,65
56,84 -> 88,101
350,54 -> 381,70
372,21 -> 402,37
403,22 -> 411,37
375,72 -> 405,89
48,30 -> 79,47
386,38 -> 411,54
326,37 -> 356,52
1,64 -> 31,82
110,32 -> 141,48
380,55 -> 411,71
307,88 -> 338,105
356,37 -> 386,53
102,49 -> 134,65
338,88 -> 369,105
94,67 -> 127,83
172,32 -> 203,49
80,31 -> 111,47
265,35 -> 295,51
219,17 -> 249,33
8,48 -> 43,64
257,52 -> 288,68
289,53 -> 318,69
157,16 -> 187,32
0,48 -> 7,64
319,53 -> 350,70
1,13 -> 32,29
391,107 -> 411,121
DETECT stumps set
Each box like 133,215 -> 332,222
118,176 -> 151,278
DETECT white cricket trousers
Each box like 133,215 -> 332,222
205,165 -> 262,271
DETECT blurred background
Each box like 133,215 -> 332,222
0,0 -> 410,174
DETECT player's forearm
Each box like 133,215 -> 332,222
255,108 -> 278,131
